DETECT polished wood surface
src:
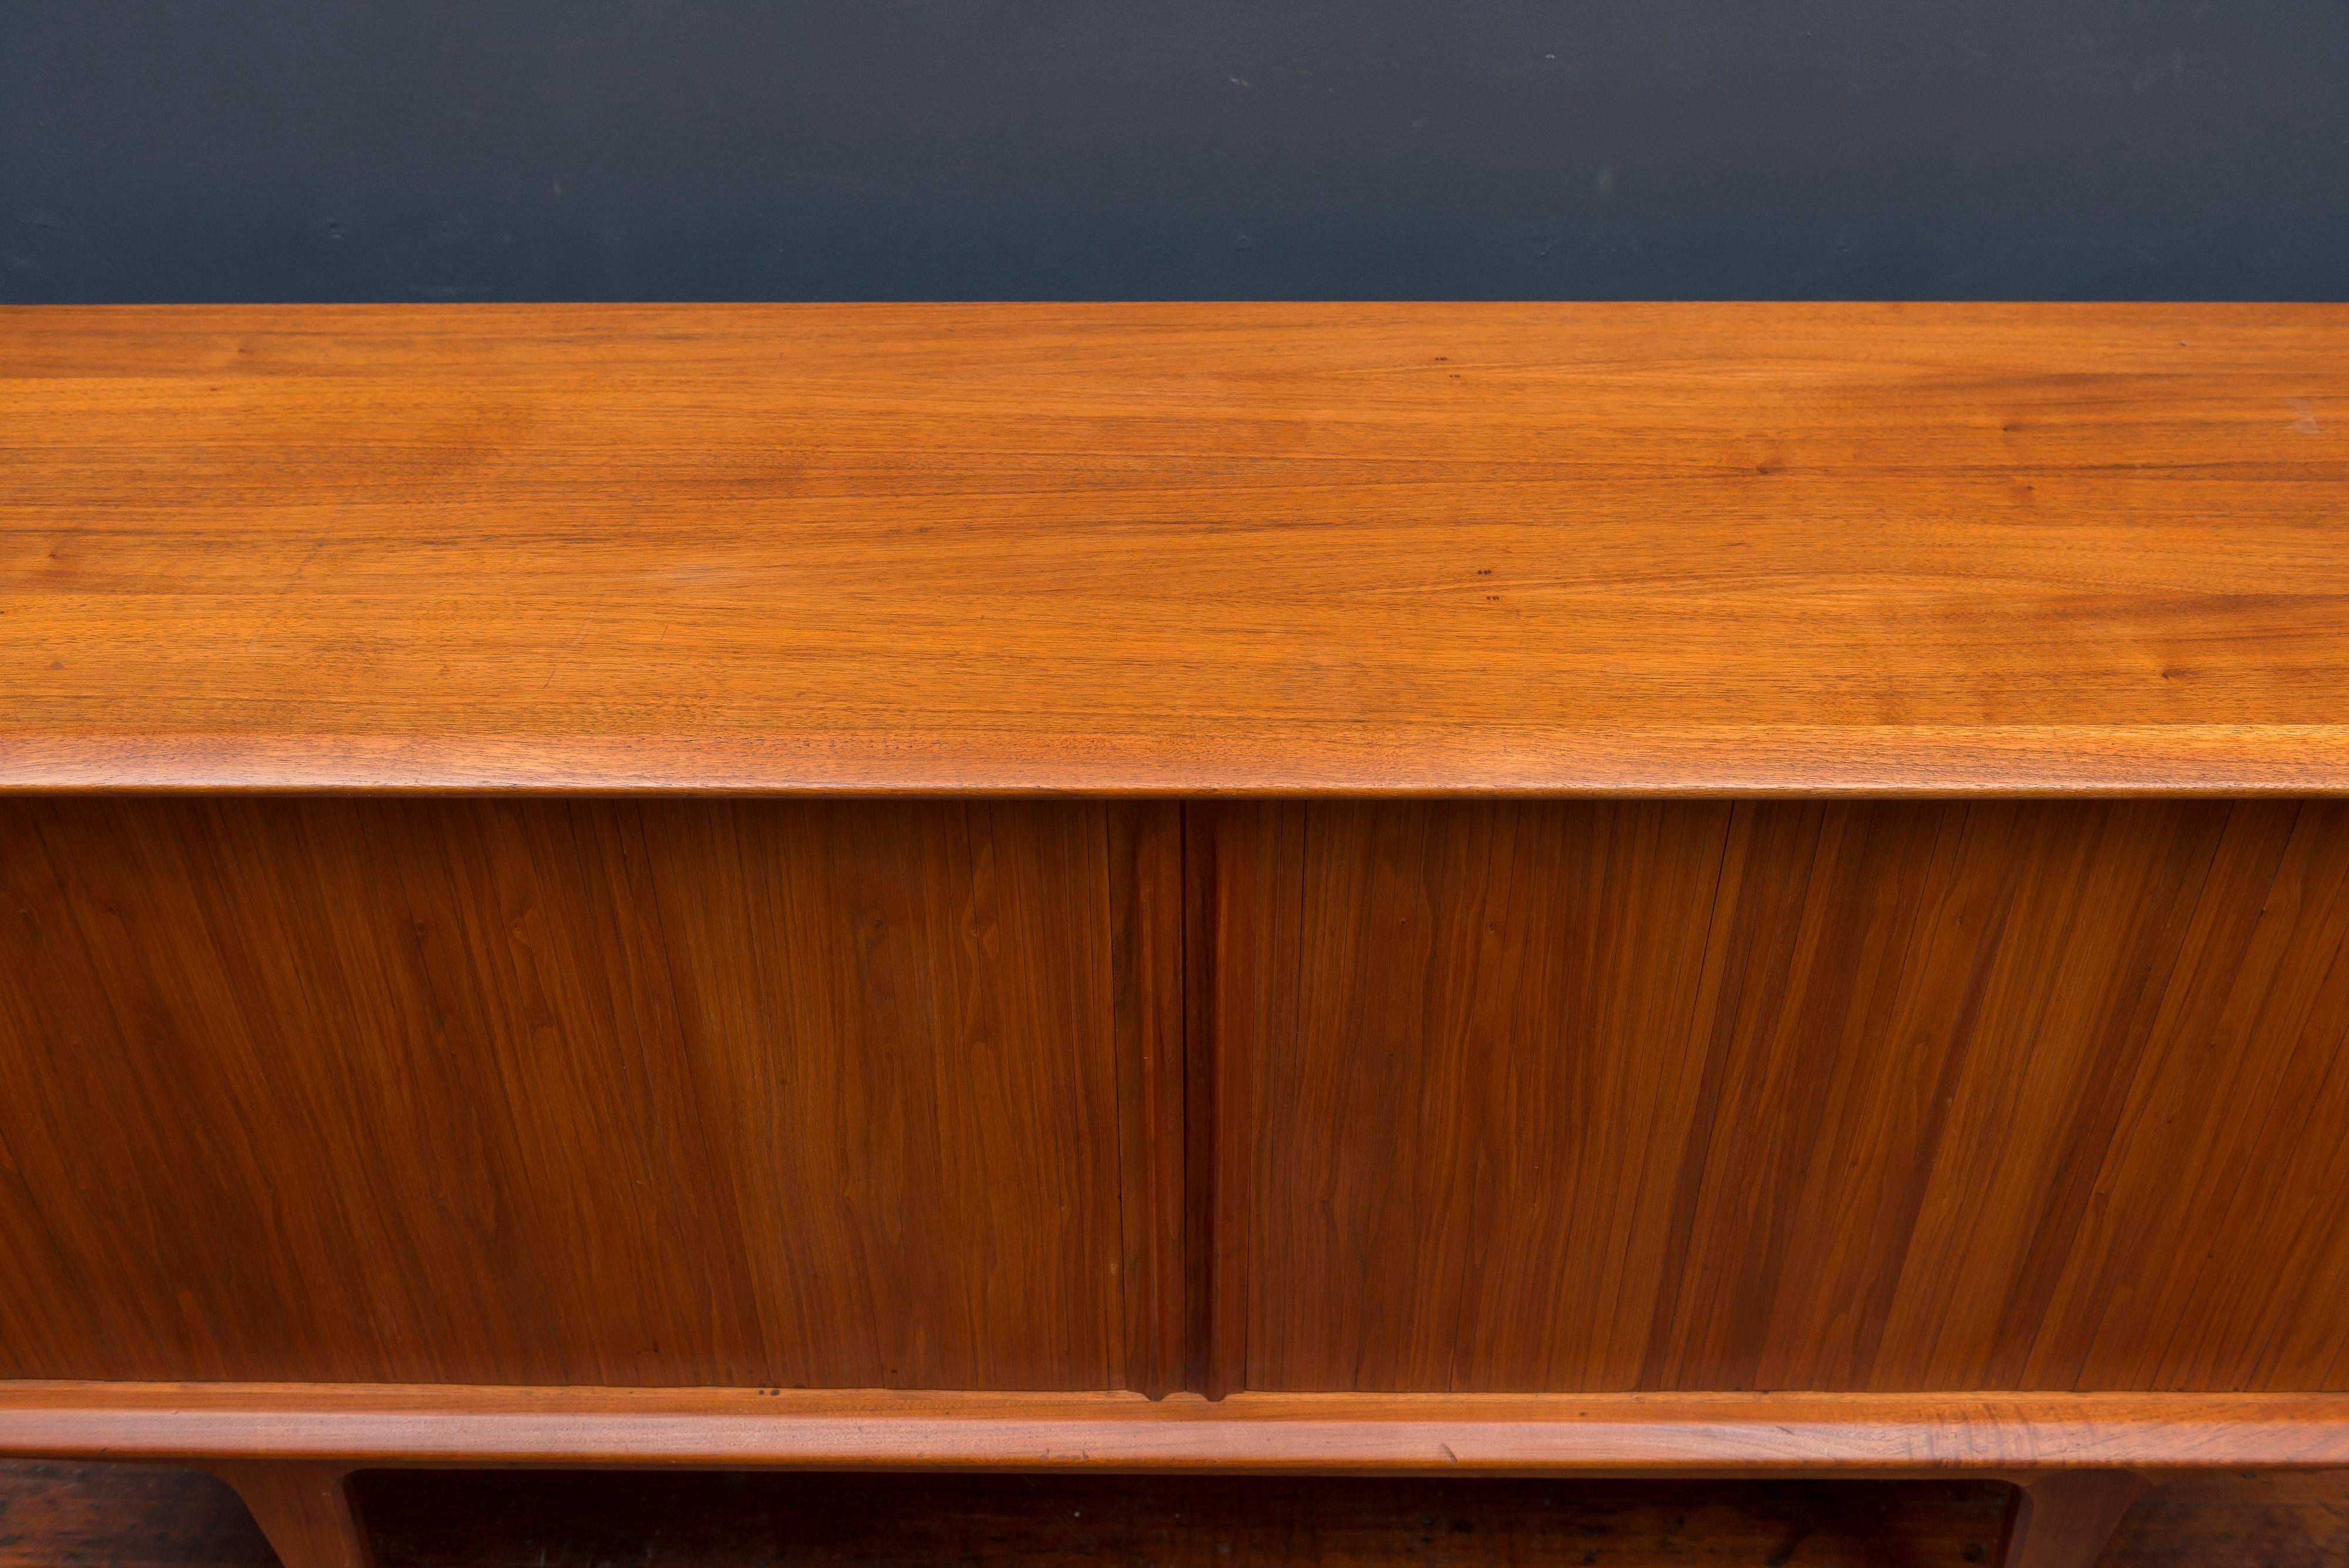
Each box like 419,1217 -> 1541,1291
0,798 -> 1169,1390
11,305 -> 2349,1564
6,1384 -> 2349,1472
1200,799 -> 2349,1394
8,796 -> 2349,1413
6,304 -> 2348,795
1113,805 -> 1188,1399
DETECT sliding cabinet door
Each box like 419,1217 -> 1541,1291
0,799 -> 1179,1391
1196,800 -> 2349,1394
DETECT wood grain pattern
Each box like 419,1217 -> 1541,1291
1183,805 -> 1306,1399
6,304 -> 2348,795
1230,800 -> 2349,1394
1111,803 -> 1186,1399
6,1384 -> 2349,1473
0,798 -> 1169,1391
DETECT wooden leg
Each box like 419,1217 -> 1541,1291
211,1462 -> 378,1568
1998,1471 -> 2146,1568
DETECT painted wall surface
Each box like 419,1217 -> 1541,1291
5,1 -> 2345,302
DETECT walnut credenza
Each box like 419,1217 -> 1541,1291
5,304 -> 2348,1567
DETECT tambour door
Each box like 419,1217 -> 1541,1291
1196,800 -> 2349,1395
0,798 -> 1178,1391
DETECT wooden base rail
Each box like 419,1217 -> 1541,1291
7,1383 -> 2349,1472
11,1386 -> 2349,1568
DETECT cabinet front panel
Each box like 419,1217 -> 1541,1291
1223,800 -> 2349,1394
0,799 -> 1132,1389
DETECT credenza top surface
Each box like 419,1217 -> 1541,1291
4,301 -> 2345,794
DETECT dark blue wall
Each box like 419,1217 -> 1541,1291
5,1 -> 2344,302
